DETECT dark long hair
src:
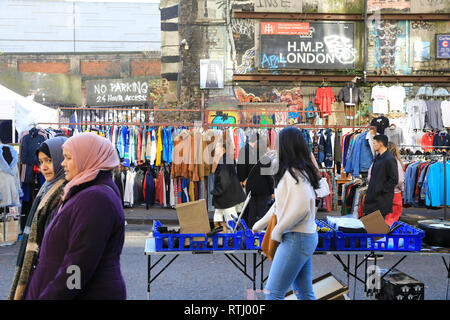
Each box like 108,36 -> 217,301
273,127 -> 320,189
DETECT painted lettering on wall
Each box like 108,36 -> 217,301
253,0 -> 303,12
260,22 -> 356,70
87,79 -> 150,106
261,53 -> 287,69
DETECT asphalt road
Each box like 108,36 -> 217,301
1,223 -> 449,300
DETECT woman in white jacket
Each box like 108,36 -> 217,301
253,127 -> 320,300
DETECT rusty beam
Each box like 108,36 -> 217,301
233,12 -> 363,21
233,74 -> 356,82
366,75 -> 450,83
233,11 -> 450,21
233,74 -> 450,83
377,13 -> 450,21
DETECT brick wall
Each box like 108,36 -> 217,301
17,60 -> 71,74
178,0 -> 204,122
130,59 -> 161,76
0,52 -> 162,107
0,61 -> 8,71
0,53 -> 161,79
80,59 -> 121,77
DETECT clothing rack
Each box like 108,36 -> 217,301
58,105 -> 358,127
400,145 -> 449,221
58,106 -> 349,114
37,121 -> 375,130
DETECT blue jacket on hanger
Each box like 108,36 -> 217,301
122,126 -> 130,167
318,130 -> 326,165
324,129 -> 333,168
145,170 -> 155,210
345,131 -> 374,177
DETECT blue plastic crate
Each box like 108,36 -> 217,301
315,220 -> 334,251
152,220 -> 244,251
237,220 -> 265,250
329,221 -> 424,251
237,219 -> 334,251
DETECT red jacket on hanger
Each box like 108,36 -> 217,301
421,132 -> 435,152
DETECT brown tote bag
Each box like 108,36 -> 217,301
261,214 -> 280,261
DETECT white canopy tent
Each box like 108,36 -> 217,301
0,84 -> 59,143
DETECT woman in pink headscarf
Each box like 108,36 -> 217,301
24,133 -> 126,300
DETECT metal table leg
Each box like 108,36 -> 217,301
253,253 -> 257,291
261,254 -> 264,290
347,255 -> 350,286
147,254 -> 180,300
353,255 -> 358,300
443,257 -> 450,300
147,255 -> 151,300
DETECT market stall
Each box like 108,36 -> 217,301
0,84 -> 59,245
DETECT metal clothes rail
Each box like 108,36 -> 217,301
38,121 -> 375,130
57,104 -> 362,127
400,145 -> 449,221
58,106 -> 349,114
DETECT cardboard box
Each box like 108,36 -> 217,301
176,199 -> 211,246
360,210 -> 390,236
285,273 -> 349,300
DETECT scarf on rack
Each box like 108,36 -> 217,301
61,132 -> 120,201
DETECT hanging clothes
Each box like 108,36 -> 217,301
314,86 -> 335,118
155,127 -> 163,167
143,170 -> 155,210
0,144 -> 23,207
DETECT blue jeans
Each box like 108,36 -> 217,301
265,231 -> 318,300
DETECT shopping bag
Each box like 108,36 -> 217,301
0,217 -> 19,243
261,214 -> 279,261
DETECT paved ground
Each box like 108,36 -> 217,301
0,206 -> 448,300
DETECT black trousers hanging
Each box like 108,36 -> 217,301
243,194 -> 272,229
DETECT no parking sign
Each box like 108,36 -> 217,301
436,34 -> 450,59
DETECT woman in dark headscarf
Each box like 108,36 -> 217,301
24,133 -> 126,300
9,136 -> 67,300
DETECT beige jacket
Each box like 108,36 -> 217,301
253,169 -> 317,242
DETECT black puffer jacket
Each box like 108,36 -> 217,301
212,155 -> 247,209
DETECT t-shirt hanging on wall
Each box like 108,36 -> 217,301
405,99 -> 427,130
426,100 -> 444,131
441,100 -> 450,128
314,86 -> 335,118
387,85 -> 406,112
371,85 -> 389,114
385,125 -> 404,146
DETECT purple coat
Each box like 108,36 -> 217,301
25,171 -> 126,300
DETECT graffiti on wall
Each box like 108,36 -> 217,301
208,110 -> 240,125
234,87 -> 263,104
232,18 -> 255,37
368,0 -> 410,12
232,86 -> 307,123
235,47 -> 256,74
369,20 -> 411,75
